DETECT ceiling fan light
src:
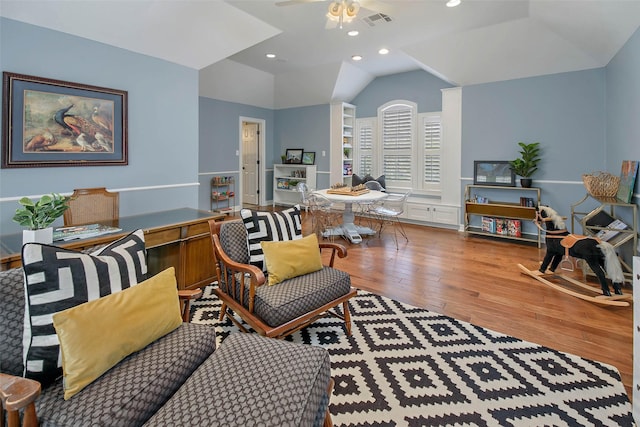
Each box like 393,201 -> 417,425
446,0 -> 461,7
345,1 -> 360,17
328,1 -> 343,17
378,48 -> 389,55
352,55 -> 363,61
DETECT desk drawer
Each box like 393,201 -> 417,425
184,221 -> 210,238
145,228 -> 181,247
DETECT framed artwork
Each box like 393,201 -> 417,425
302,151 -> 315,165
616,160 -> 638,203
285,148 -> 303,164
2,72 -> 128,168
473,161 -> 515,186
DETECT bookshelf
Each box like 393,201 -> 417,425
464,184 -> 541,247
571,193 -> 638,280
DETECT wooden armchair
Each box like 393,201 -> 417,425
209,219 -> 357,339
63,187 -> 119,226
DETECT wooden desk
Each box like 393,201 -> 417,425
0,208 -> 225,290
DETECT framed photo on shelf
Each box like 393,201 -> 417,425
473,160 -> 515,187
302,151 -> 315,165
2,72 -> 128,168
285,148 -> 303,164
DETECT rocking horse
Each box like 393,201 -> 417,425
518,205 -> 631,307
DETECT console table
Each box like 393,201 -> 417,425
0,208 -> 224,290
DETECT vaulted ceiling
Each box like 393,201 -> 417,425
2,0 -> 639,109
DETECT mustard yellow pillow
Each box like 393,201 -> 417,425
260,233 -> 323,285
53,267 -> 183,400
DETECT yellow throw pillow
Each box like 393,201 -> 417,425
260,233 -> 323,286
53,267 -> 183,400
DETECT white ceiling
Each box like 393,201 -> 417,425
2,0 -> 640,109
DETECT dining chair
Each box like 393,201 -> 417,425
370,191 -> 411,249
355,180 -> 385,228
298,183 -> 341,241
63,187 -> 119,226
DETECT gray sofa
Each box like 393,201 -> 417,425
0,266 -> 332,426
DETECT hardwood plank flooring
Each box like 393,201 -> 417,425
234,207 -> 634,399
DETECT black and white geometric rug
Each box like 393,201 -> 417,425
190,287 -> 634,426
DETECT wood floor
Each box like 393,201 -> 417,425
235,207 -> 634,400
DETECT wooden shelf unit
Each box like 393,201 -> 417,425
464,184 -> 541,247
571,193 -> 638,281
211,176 -> 234,214
272,164 -> 317,207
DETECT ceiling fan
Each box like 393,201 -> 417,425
276,0 -> 390,29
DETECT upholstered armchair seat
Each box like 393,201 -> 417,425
234,267 -> 352,327
210,215 -> 357,339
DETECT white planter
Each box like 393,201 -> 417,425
23,227 -> 53,245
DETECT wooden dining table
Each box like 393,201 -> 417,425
315,189 -> 387,243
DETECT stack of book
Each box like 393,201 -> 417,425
53,224 -> 122,242
481,217 -> 521,237
519,197 -> 536,207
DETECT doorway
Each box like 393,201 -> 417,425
240,117 -> 266,207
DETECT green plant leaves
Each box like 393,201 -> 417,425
13,193 -> 70,230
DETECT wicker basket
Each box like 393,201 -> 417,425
582,172 -> 620,197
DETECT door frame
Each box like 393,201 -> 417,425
238,117 -> 266,207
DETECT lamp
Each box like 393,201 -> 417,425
327,0 -> 360,29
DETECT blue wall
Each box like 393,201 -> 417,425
461,69 -> 607,216
351,69 -> 453,116
198,97 -> 274,209
274,105 -> 331,188
606,27 -> 640,171
0,18 -> 200,234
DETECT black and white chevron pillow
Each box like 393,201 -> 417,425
21,229 -> 147,386
240,205 -> 302,271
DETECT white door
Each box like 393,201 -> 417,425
242,122 -> 259,205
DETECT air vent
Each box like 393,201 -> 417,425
361,13 -> 392,27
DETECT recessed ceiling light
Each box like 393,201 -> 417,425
446,0 -> 461,7
266,53 -> 276,59
347,30 -> 359,36
378,48 -> 389,55
352,55 -> 363,61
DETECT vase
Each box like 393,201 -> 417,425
23,227 -> 53,245
520,178 -> 532,188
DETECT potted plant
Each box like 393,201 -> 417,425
13,193 -> 70,244
509,142 -> 541,188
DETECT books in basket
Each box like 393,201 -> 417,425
53,224 -> 122,242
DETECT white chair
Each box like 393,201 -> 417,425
370,191 -> 410,249
355,180 -> 385,228
297,183 -> 340,241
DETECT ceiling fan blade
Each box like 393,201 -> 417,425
276,0 -> 326,6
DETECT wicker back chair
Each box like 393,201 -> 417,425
63,187 -> 119,226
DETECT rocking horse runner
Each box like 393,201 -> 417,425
518,205 -> 630,307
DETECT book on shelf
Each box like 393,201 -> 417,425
507,219 -> 522,237
519,197 -> 535,207
496,219 -> 508,235
481,217 -> 496,233
584,210 -> 628,242
53,224 -> 122,242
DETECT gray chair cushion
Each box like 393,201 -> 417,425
218,220 -> 250,264
0,267 -> 26,377
36,323 -> 216,427
254,267 -> 351,327
144,333 -> 331,427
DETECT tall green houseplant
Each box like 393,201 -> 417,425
509,142 -> 541,187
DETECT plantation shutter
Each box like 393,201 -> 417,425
355,119 -> 374,176
381,105 -> 412,183
422,115 -> 441,186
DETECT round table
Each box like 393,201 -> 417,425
315,189 -> 387,243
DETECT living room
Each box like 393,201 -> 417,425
0,1 -> 639,424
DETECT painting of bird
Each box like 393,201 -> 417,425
24,131 -> 55,151
75,133 -> 95,151
91,106 -> 113,135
